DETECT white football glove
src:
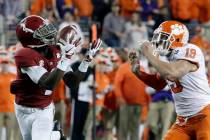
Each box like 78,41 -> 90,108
57,41 -> 75,59
78,39 -> 103,73
56,40 -> 77,72
57,30 -> 82,59
85,38 -> 103,61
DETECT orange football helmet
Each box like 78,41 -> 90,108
152,20 -> 189,55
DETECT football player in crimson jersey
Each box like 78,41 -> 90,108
11,15 -> 102,140
129,21 -> 210,140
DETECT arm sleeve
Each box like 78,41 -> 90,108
63,62 -> 86,88
21,66 -> 48,84
137,71 -> 167,91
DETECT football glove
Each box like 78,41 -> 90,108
129,51 -> 140,74
57,37 -> 77,59
56,42 -> 76,72
85,38 -> 103,62
78,39 -> 103,72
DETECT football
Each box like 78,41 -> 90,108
57,25 -> 82,46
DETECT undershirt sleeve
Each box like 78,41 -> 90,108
21,66 -> 48,84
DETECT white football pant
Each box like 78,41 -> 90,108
15,103 -> 60,140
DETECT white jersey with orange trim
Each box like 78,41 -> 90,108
167,43 -> 210,117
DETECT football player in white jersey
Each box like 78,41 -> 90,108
129,20 -> 210,140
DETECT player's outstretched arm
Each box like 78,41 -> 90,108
129,51 -> 167,90
38,48 -> 74,90
63,39 -> 102,87
140,41 -> 198,81
38,69 -> 65,90
78,38 -> 102,73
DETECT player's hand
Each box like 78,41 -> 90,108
60,44 -> 76,59
56,35 -> 77,71
85,38 -> 103,62
139,41 -> 155,57
129,51 -> 140,74
57,41 -> 76,59
56,44 -> 75,71
129,51 -> 139,65
57,32 -> 81,59
78,39 -> 102,72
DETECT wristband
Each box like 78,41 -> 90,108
78,60 -> 91,72
57,57 -> 71,71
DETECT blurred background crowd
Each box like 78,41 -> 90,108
0,0 -> 210,140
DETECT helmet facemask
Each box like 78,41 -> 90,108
151,31 -> 175,56
33,23 -> 57,46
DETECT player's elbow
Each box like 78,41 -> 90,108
38,78 -> 57,90
166,65 -> 190,81
164,68 -> 180,81
164,60 -> 193,80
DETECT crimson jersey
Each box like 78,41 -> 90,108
10,46 -> 61,108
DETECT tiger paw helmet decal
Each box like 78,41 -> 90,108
171,24 -> 185,36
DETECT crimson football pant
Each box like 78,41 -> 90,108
15,103 -> 60,140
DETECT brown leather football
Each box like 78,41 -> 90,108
58,25 -> 76,44
57,25 -> 81,46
